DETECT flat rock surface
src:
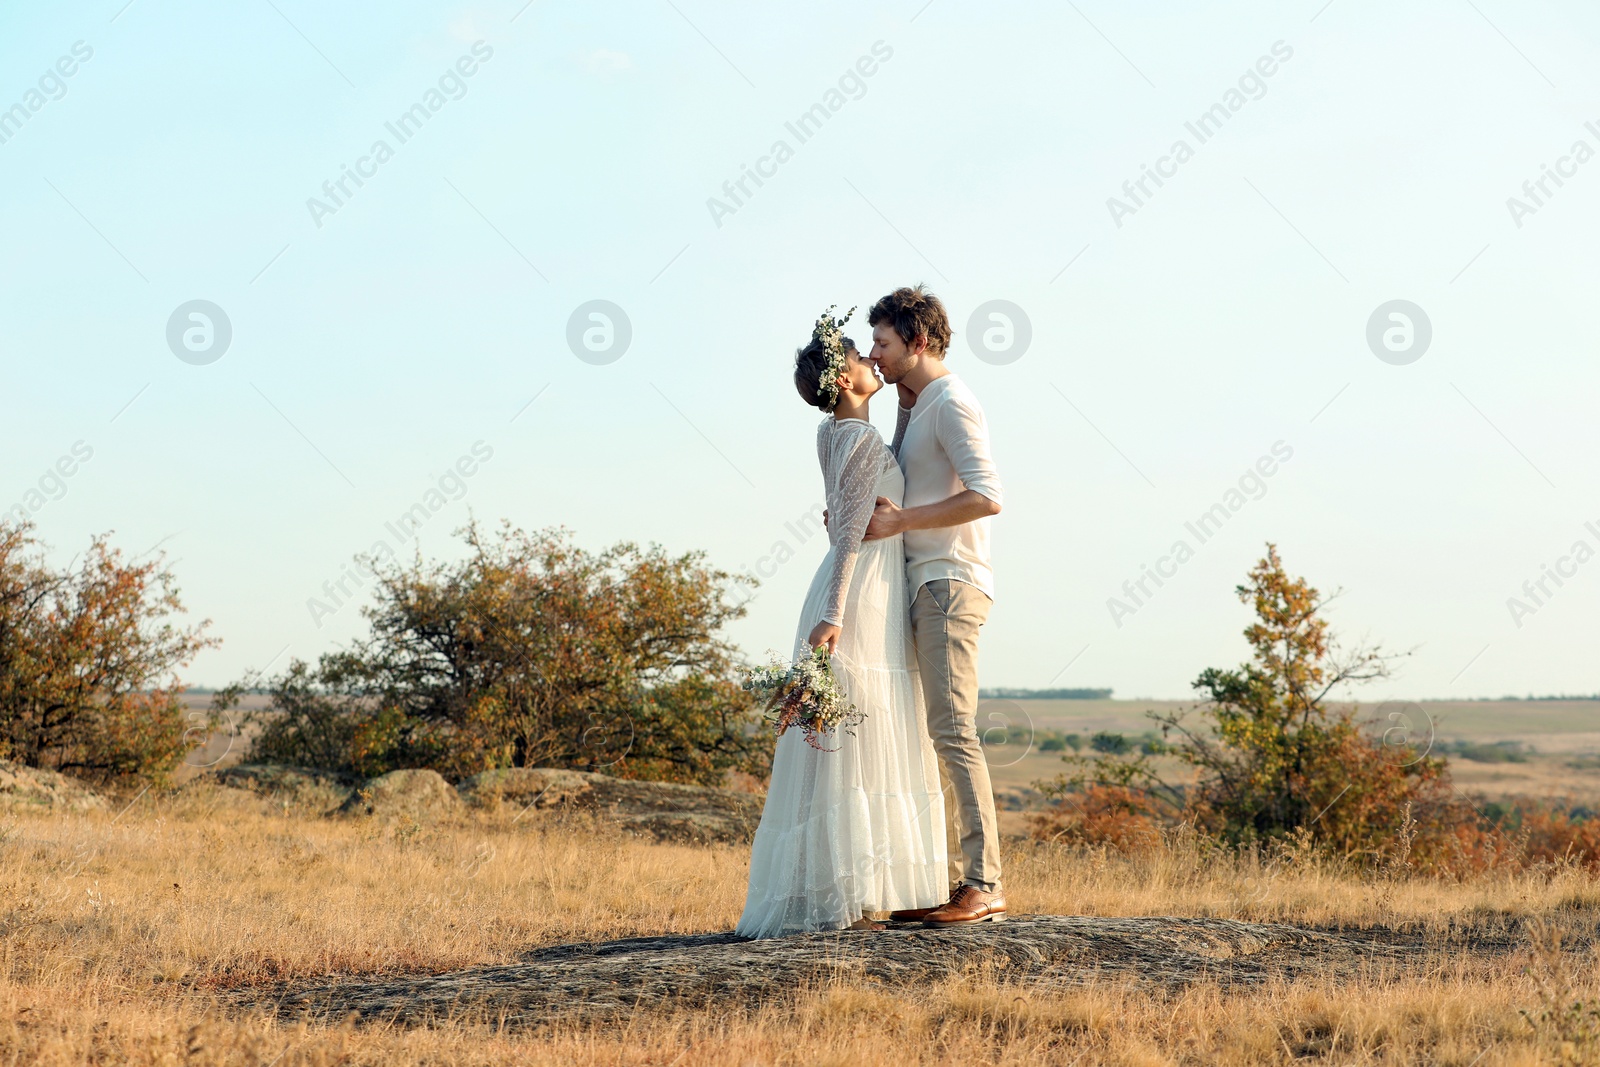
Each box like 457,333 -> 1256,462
256,915 -> 1456,1028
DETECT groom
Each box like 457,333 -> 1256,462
862,285 -> 1006,926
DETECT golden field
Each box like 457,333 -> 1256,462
3,778 -> 1599,1066
979,697 -> 1600,821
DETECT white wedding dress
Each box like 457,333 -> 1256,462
736,417 -> 948,938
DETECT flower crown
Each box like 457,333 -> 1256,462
813,304 -> 857,411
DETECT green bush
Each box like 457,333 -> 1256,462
1441,739 -> 1529,763
1137,732 -> 1167,755
1090,731 -> 1130,755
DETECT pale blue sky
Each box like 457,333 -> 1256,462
3,0 -> 1598,701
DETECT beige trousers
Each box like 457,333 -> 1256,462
910,578 -> 1001,892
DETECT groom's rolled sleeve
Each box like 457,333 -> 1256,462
937,396 -> 1003,506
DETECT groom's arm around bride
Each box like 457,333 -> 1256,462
861,286 -> 1008,928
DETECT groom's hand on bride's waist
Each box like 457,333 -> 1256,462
862,497 -> 903,541
868,490 -> 1000,541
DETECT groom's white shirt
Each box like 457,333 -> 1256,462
892,373 -> 1002,601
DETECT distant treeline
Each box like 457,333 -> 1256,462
979,687 -> 1113,700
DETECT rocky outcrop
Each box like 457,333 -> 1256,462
266,915 -> 1441,1029
185,762 -> 765,838
334,769 -> 460,820
458,767 -> 763,844
457,767 -> 595,809
0,760 -> 106,812
210,763 -> 357,811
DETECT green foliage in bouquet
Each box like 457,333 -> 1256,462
741,645 -> 863,751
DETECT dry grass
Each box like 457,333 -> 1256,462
3,782 -> 1599,1065
6,969 -> 1593,1066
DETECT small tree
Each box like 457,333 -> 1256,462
248,521 -> 770,785
0,521 -> 217,785
1043,544 -> 1462,864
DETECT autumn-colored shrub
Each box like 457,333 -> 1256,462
1040,545 -> 1474,870
245,521 -> 770,786
1027,784 -> 1163,853
1511,804 -> 1600,872
0,520 -> 215,785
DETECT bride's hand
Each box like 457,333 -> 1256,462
807,621 -> 840,653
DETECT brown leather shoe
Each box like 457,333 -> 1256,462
921,885 -> 1006,926
887,906 -> 939,922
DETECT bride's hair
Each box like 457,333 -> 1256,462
793,335 -> 856,410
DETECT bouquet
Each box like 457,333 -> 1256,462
741,645 -> 864,751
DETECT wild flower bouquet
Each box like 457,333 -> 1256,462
741,645 -> 864,751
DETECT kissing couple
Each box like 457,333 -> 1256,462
737,285 -> 1007,938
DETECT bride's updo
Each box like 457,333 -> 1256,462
793,335 -> 856,410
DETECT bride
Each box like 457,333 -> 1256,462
736,309 -> 948,938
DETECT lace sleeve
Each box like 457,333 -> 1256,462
889,402 -> 912,459
820,423 -> 884,627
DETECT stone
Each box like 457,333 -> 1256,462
0,760 -> 106,812
458,767 -> 763,844
335,768 -> 461,820
207,763 -> 358,812
457,767 -> 595,810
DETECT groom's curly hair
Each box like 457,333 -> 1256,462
793,335 -> 857,409
868,285 -> 951,357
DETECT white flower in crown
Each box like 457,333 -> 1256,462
813,304 -> 857,411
